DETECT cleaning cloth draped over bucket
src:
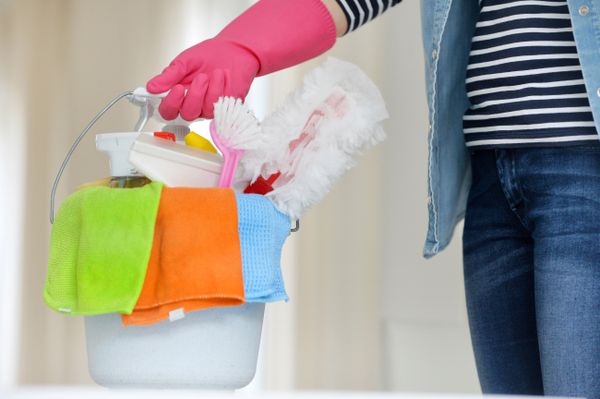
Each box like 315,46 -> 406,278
121,188 -> 246,326
44,182 -> 163,315
236,193 -> 290,303
45,183 -> 291,325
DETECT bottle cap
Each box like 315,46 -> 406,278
154,131 -> 176,142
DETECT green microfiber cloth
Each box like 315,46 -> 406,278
44,181 -> 163,315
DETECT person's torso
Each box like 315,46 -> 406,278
419,0 -> 600,257
463,0 -> 599,149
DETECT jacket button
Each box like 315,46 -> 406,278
579,5 -> 589,15
596,87 -> 600,97
431,48 -> 438,60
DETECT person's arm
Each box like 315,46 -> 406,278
147,0 -> 400,120
323,0 -> 349,36
147,0 -> 339,120
331,0 -> 403,34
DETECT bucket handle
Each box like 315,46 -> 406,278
49,90 -> 136,224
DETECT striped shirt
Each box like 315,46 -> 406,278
334,0 -> 402,33
463,0 -> 600,149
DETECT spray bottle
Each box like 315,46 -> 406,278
49,88 -> 221,222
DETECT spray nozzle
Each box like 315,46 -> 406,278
129,87 -> 194,136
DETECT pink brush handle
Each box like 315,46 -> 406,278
210,120 -> 244,188
218,161 -> 231,188
221,150 -> 243,188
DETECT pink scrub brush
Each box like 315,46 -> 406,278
210,97 -> 263,188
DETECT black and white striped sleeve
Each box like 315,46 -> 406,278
333,0 -> 402,33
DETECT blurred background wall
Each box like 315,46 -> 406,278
0,0 -> 479,392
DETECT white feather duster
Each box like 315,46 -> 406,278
238,57 -> 389,219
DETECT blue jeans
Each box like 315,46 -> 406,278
462,146 -> 600,396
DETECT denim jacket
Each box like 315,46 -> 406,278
419,0 -> 600,258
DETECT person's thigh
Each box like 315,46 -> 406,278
462,150 -> 543,394
517,145 -> 600,397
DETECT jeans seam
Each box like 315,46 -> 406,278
510,152 -> 531,230
495,150 -> 530,231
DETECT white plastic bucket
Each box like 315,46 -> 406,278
85,303 -> 265,389
87,132 -> 264,389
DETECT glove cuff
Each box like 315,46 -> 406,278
216,0 -> 337,76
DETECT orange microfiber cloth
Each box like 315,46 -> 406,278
122,187 -> 245,326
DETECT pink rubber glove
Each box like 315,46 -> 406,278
146,0 -> 337,120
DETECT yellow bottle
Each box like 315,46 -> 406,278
184,132 -> 218,154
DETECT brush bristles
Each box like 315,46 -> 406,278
213,97 -> 264,150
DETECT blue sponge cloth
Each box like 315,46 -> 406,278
236,193 -> 290,302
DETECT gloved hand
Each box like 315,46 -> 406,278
146,0 -> 337,120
